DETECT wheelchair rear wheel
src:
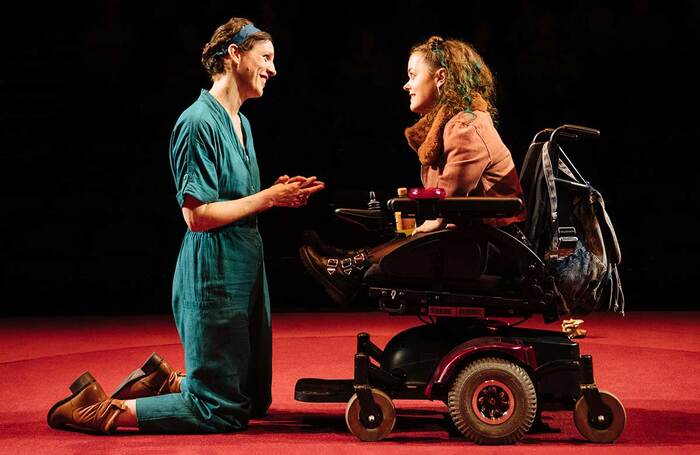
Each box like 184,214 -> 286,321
573,390 -> 626,443
447,357 -> 537,444
345,388 -> 396,441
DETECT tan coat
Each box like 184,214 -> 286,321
410,110 -> 527,227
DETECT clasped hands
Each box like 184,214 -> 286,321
270,175 -> 325,208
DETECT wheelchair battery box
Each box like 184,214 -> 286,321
428,306 -> 486,318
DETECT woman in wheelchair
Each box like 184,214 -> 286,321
300,36 -> 528,305
297,37 -> 626,446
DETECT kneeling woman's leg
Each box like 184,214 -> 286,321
137,282 -> 269,433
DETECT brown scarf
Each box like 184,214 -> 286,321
404,106 -> 452,167
405,95 -> 488,167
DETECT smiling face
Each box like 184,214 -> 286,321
236,40 -> 276,100
403,52 -> 439,115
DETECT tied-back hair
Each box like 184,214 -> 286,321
411,36 -> 498,124
201,17 -> 272,79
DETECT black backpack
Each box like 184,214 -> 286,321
519,125 -> 624,317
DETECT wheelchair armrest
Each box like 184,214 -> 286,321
387,196 -> 524,220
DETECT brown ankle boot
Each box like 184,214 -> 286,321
47,372 -> 127,433
112,352 -> 184,400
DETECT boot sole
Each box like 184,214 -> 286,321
47,371 -> 96,429
111,352 -> 163,398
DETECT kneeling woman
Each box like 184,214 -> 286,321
47,17 -> 323,434
300,36 -> 527,304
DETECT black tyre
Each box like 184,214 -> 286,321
574,390 -> 626,443
345,388 -> 396,441
447,357 -> 537,445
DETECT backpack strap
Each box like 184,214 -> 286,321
541,142 -> 559,251
591,189 -> 622,264
558,158 -> 578,181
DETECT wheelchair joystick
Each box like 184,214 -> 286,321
367,191 -> 381,211
334,190 -> 394,234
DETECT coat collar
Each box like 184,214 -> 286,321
405,94 -> 489,168
404,106 -> 453,168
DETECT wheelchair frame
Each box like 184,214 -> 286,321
295,125 -> 626,444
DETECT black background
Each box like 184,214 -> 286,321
1,1 -> 698,316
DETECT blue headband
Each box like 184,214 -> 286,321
214,23 -> 263,57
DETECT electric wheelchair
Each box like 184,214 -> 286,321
295,125 -> 626,444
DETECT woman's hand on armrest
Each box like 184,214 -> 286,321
412,218 -> 446,235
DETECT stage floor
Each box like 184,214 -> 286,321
1,311 -> 699,454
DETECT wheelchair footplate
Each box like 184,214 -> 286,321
295,378 -> 355,403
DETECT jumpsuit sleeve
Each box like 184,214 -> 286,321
439,118 -> 491,196
170,119 -> 219,207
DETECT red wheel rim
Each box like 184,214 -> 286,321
471,379 -> 516,425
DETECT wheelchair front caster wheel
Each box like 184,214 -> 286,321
574,390 -> 626,443
447,357 -> 537,444
345,388 -> 396,441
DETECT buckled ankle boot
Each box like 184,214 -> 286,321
47,372 -> 127,433
299,244 -> 370,305
112,352 -> 184,400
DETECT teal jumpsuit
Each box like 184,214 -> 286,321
136,90 -> 272,433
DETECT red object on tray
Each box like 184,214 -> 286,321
407,187 -> 447,199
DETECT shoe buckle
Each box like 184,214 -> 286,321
353,252 -> 366,264
342,268 -> 353,276
340,258 -> 352,269
327,258 -> 339,267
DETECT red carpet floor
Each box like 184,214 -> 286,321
1,311 -> 699,454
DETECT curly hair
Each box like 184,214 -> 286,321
410,36 -> 498,123
201,17 -> 272,79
